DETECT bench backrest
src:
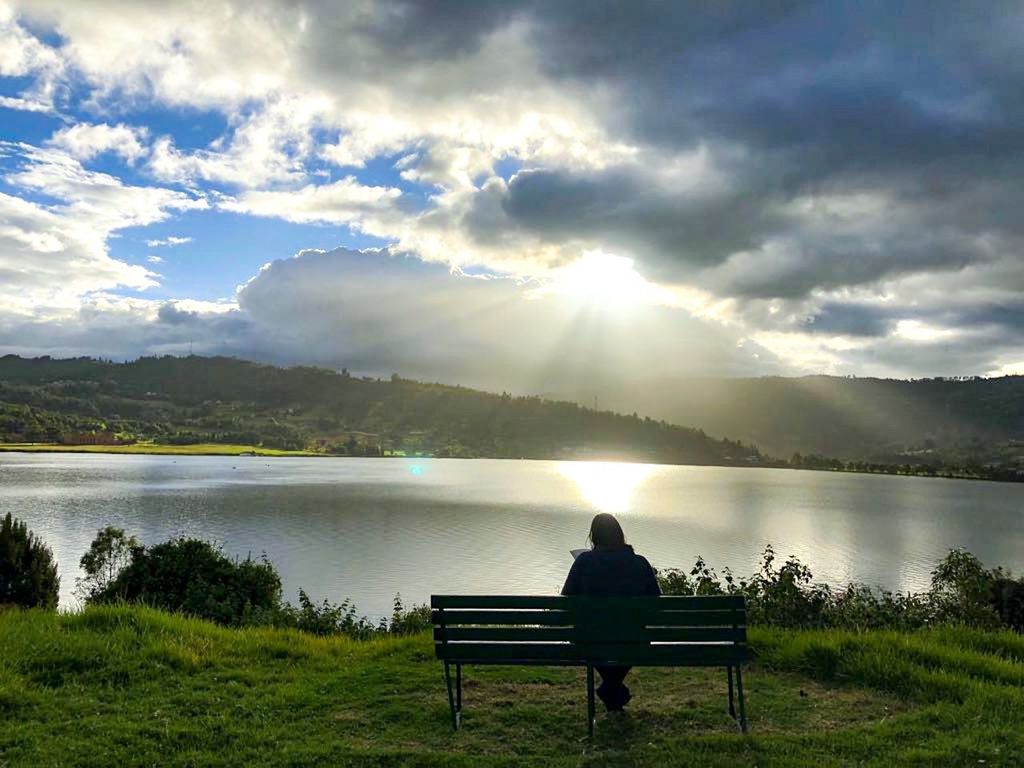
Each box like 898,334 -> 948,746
432,595 -> 750,667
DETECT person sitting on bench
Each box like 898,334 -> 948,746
561,512 -> 660,713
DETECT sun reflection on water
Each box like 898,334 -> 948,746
558,461 -> 658,514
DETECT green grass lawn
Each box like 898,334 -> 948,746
1,606 -> 1023,767
0,443 -> 318,457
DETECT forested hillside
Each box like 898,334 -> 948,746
0,355 -> 759,464
570,375 -> 1024,466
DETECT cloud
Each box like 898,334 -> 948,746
0,142 -> 206,317
0,248 -> 776,391
47,122 -> 149,163
219,176 -> 403,225
147,97 -> 326,188
0,4 -> 63,111
2,1 -> 1024,378
146,236 -> 192,247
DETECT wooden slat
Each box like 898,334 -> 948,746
642,610 -> 746,627
436,643 -> 585,662
574,595 -> 745,612
578,643 -> 750,666
579,625 -> 747,643
436,642 -> 750,665
432,609 -> 577,626
431,595 -> 746,611
577,610 -> 745,629
437,626 -> 577,642
432,595 -> 569,609
435,625 -> 746,643
434,609 -> 745,628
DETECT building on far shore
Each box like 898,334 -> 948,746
59,431 -> 131,446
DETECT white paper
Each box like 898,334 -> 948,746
570,548 -> 588,560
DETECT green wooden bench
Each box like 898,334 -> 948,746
432,594 -> 752,736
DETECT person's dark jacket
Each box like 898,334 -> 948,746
561,545 -> 661,597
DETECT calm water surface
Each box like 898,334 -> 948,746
2,453 -> 1023,617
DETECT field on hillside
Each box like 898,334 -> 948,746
0,442 -> 318,457
1,606 -> 1022,767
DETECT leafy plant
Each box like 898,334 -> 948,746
0,513 -> 59,609
657,546 -> 1020,632
89,538 -> 281,627
77,526 -> 138,601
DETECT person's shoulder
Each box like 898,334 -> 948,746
633,552 -> 655,569
575,549 -> 597,564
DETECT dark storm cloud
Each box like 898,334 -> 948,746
426,0 -> 1024,300
354,0 -> 518,60
496,166 -> 778,273
800,303 -> 896,338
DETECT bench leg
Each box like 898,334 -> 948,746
727,665 -> 736,719
456,662 -> 462,720
586,664 -> 596,738
736,665 -> 747,734
444,662 -> 459,730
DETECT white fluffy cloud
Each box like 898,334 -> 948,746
0,143 -> 206,318
47,122 -> 148,162
220,176 -> 402,225
146,236 -> 192,247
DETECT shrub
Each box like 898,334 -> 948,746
90,538 -> 281,627
388,593 -> 432,636
255,590 -> 381,639
251,591 -> 431,639
76,526 -> 138,601
657,546 -> 1019,632
0,513 -> 59,609
742,546 -> 832,629
928,548 -> 1001,628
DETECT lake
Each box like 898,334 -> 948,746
2,453 -> 1023,617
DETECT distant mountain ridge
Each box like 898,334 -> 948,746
3,354 -> 1021,467
558,375 -> 1024,465
0,354 -> 760,465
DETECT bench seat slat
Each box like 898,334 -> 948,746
432,609 -> 577,626
432,595 -> 570,609
437,626 -> 746,643
432,595 -> 745,611
438,642 -> 751,665
434,609 -> 745,629
585,610 -> 745,628
437,643 -> 585,662
578,626 -> 747,642
439,627 -> 577,642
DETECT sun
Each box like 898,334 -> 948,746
558,460 -> 659,514
529,249 -> 674,308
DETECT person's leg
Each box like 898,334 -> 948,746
595,666 -> 632,711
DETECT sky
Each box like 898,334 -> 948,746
2,0 -> 1024,395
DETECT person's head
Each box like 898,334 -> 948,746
588,513 -> 626,548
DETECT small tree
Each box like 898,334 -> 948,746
90,538 -> 282,627
77,526 -> 138,601
0,513 -> 59,609
929,548 -> 1001,627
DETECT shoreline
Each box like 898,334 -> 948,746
1,442 -> 1021,484
0,442 -> 319,457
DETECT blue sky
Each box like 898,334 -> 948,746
2,0 -> 1024,391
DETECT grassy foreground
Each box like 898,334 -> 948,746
2,607 -> 1023,767
0,442 -> 318,457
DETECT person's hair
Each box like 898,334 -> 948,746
588,513 -> 626,548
